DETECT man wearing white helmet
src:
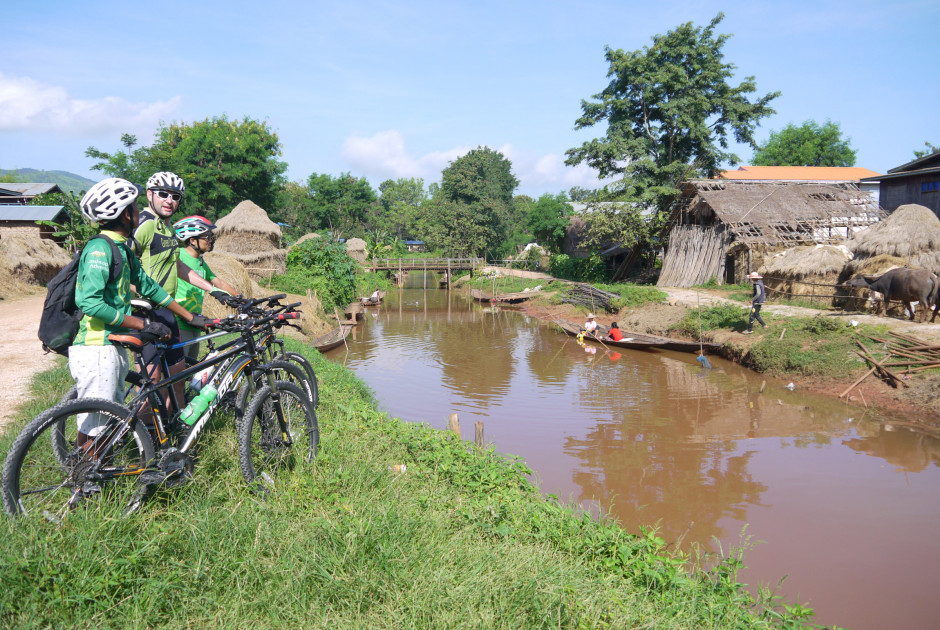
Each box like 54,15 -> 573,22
135,172 -> 217,379
71,178 -> 208,447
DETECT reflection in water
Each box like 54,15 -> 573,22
323,285 -> 940,630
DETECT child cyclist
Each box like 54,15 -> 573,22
71,178 -> 209,448
172,215 -> 238,361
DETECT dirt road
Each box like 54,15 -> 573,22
0,293 -> 60,432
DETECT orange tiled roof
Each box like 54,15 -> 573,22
718,166 -> 881,181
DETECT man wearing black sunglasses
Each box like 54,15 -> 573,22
134,172 -> 216,414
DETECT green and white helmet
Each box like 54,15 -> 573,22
79,177 -> 140,223
173,215 -> 216,242
146,171 -> 185,193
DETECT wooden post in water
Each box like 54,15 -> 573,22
474,421 -> 484,448
447,413 -> 461,437
423,259 -> 427,290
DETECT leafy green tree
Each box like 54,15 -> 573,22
914,142 -> 940,159
527,193 -> 571,253
272,181 -> 318,242
278,237 -> 358,311
415,197 -> 488,256
439,146 -> 518,257
378,177 -> 427,239
568,186 -> 597,202
565,13 -> 778,278
752,120 -> 856,166
306,172 -> 378,237
87,117 -> 287,221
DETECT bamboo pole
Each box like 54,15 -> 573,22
839,367 -> 876,398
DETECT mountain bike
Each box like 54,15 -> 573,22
2,309 -> 318,518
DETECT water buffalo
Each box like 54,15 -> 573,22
844,268 -> 940,323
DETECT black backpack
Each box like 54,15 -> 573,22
38,234 -> 124,356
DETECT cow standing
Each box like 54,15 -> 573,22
844,268 -> 940,323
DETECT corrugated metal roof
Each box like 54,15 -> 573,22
0,205 -> 67,222
861,166 -> 940,182
718,166 -> 881,181
0,183 -> 62,196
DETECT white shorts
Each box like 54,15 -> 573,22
68,344 -> 130,435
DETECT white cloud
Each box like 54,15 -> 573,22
342,130 -> 609,195
0,73 -> 180,136
341,130 -> 469,183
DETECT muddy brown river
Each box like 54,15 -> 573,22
323,284 -> 940,630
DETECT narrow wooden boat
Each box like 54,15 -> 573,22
359,290 -> 386,306
470,288 -> 494,302
471,288 -> 539,304
554,319 -> 720,353
311,324 -> 352,352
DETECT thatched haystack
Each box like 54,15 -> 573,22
291,233 -> 321,249
762,244 -> 853,303
346,237 -> 367,263
0,233 -> 72,285
846,204 -> 940,273
214,201 -> 287,279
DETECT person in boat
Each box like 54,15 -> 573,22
583,313 -> 598,337
605,321 -> 623,342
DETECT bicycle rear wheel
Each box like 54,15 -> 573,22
2,398 -> 154,518
237,381 -> 318,491
277,351 -> 319,408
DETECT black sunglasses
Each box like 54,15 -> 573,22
154,190 -> 182,202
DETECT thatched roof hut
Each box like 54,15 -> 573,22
761,244 -> 852,302
844,204 -> 940,274
0,233 -> 72,285
214,200 -> 287,279
657,180 -> 883,287
346,237 -> 367,263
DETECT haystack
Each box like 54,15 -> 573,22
346,237 -> 367,263
762,244 -> 852,303
0,233 -> 72,285
214,200 -> 287,279
292,233 -> 321,248
846,204 -> 940,273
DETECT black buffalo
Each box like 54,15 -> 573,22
844,268 -> 940,323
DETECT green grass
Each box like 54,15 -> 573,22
0,342 -> 818,629
468,275 -> 554,294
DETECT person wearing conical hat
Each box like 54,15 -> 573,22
583,313 -> 598,337
744,272 -> 767,334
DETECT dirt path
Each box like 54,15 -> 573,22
662,286 -> 940,339
0,293 -> 60,432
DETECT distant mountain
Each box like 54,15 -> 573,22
0,168 -> 96,195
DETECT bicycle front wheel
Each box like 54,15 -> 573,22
237,381 -> 318,491
2,398 -> 154,518
233,360 -> 314,431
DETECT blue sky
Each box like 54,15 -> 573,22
2,0 -> 937,198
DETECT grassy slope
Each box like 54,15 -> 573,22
0,344 -> 814,629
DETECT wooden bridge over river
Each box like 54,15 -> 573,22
366,257 -> 484,274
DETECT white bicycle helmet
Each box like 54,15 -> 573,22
146,171 -> 185,193
173,215 -> 216,242
80,178 -> 141,223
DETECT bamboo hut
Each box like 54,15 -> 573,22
213,200 -> 287,280
0,233 -> 72,285
657,180 -> 883,287
760,244 -> 852,303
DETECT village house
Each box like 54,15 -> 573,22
861,152 -> 940,218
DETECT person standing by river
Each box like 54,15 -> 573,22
744,272 -> 767,334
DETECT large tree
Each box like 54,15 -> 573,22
438,146 -> 518,257
565,13 -> 778,276
87,116 -> 287,221
752,120 -> 856,167
378,177 -> 427,240
527,193 -> 571,253
305,172 -> 377,237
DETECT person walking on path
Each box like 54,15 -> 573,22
744,271 -> 767,334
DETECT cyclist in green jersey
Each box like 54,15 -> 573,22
172,215 -> 238,361
71,178 -> 208,446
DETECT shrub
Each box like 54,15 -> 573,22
549,253 -> 609,283
274,238 -> 358,311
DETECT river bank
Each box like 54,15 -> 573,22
464,270 -> 940,431
0,339 -> 816,628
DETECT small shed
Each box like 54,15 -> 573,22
862,152 -> 940,218
213,200 -> 287,280
0,205 -> 67,242
656,180 -> 883,287
0,183 -> 63,204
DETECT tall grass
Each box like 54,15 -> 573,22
0,342 -> 816,628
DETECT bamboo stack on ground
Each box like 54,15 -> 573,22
657,224 -> 733,287
561,284 -> 620,313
